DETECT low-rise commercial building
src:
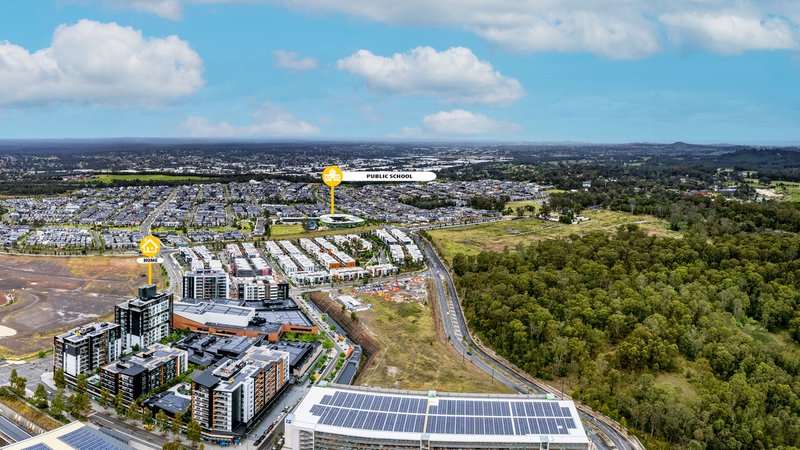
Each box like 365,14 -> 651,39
4,421 -> 134,450
318,213 -> 365,229
173,299 -> 318,342
265,341 -> 324,379
175,333 -> 259,367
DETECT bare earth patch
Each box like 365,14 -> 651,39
0,255 -> 163,357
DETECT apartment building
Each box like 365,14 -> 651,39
192,346 -> 290,436
101,343 -> 188,404
236,279 -> 289,302
183,269 -> 230,300
53,322 -> 122,383
115,285 -> 173,351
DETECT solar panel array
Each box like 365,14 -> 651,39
22,444 -> 52,450
58,427 -> 129,450
309,391 -> 580,436
310,391 -> 427,432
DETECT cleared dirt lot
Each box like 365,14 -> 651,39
350,281 -> 511,394
0,255 -> 164,358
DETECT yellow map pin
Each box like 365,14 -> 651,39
322,166 -> 343,187
139,235 -> 162,257
139,235 -> 162,285
322,166 -> 343,215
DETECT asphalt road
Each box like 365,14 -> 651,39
419,235 -> 641,450
161,249 -> 183,297
0,358 -> 54,395
139,188 -> 177,237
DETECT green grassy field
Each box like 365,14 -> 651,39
91,174 -> 214,183
429,209 -> 678,260
744,179 -> 800,202
769,181 -> 800,201
270,224 -> 305,237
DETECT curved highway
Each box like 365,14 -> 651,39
419,236 -> 644,450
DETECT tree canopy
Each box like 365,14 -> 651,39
452,226 -> 800,448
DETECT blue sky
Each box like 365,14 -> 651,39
0,0 -> 798,143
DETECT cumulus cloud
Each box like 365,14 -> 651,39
182,103 -> 320,137
337,47 -> 524,106
0,19 -> 204,106
399,109 -> 521,137
274,50 -> 318,71
141,1 -> 800,59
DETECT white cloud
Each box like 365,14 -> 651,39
0,19 -> 203,106
337,46 -> 524,106
182,103 -> 320,137
472,11 -> 661,60
141,1 -> 800,59
399,109 -> 521,137
660,13 -> 799,54
274,50 -> 318,71
110,0 -> 183,20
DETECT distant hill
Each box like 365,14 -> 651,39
711,148 -> 800,169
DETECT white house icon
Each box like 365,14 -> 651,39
323,169 -> 341,183
139,236 -> 161,257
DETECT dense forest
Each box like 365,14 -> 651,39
450,227 -> 800,449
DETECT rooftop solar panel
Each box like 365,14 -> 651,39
59,427 -> 130,450
23,444 -> 52,450
309,391 -> 580,436
529,418 -> 539,434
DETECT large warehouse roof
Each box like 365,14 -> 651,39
287,385 -> 588,446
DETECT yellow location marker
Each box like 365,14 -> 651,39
139,235 -> 162,285
322,165 -> 343,215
